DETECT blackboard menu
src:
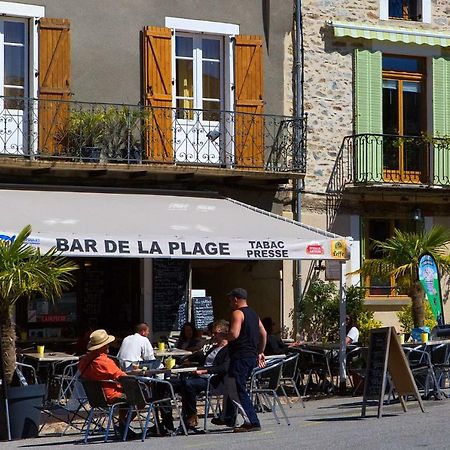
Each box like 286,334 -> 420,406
81,268 -> 104,325
153,259 -> 189,332
192,296 -> 214,331
177,301 -> 188,330
364,328 -> 389,400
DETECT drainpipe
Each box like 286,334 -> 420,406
294,0 -> 304,333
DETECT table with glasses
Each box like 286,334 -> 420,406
154,348 -> 192,359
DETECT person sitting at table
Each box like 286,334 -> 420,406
117,322 -> 156,371
346,315 -> 360,345
261,317 -> 288,356
78,329 -> 138,440
177,319 -> 230,431
176,322 -> 203,352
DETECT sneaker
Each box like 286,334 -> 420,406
233,423 -> 261,433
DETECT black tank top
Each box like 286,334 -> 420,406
228,306 -> 259,360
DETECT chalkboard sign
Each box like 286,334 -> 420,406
192,296 -> 214,331
153,259 -> 189,332
177,301 -> 188,330
362,327 -> 424,418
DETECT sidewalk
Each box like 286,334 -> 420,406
3,395 -> 450,449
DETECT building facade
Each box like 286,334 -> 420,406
0,0 -> 307,341
300,0 -> 450,325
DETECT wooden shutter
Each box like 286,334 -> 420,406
142,26 -> 172,162
432,57 -> 450,185
38,18 -> 71,154
354,49 -> 383,181
234,35 -> 264,168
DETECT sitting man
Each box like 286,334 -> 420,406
117,322 -> 156,370
78,329 -> 137,439
179,319 -> 230,430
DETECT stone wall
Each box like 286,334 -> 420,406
300,0 -> 450,204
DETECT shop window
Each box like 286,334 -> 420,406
363,218 -> 416,296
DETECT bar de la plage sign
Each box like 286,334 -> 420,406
49,236 -> 348,260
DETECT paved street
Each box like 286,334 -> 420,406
3,395 -> 450,449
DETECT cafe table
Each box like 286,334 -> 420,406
154,348 -> 192,358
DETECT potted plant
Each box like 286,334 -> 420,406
0,225 -> 77,440
100,106 -> 144,163
54,109 -> 106,162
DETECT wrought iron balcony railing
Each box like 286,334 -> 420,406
0,96 -> 307,173
326,133 -> 450,230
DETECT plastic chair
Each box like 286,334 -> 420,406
249,360 -> 290,425
80,379 -> 127,443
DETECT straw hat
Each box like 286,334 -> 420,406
87,329 -> 115,351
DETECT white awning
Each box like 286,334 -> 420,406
0,189 -> 350,260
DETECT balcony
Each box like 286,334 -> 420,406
326,133 -> 450,229
0,97 -> 307,176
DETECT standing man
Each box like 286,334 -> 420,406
224,288 -> 267,432
117,322 -> 155,370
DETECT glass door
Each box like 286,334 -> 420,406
382,56 -> 426,183
174,34 -> 223,164
0,19 -> 28,155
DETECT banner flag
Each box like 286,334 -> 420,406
418,253 -> 444,326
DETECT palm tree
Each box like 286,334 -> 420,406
0,225 -> 77,384
358,226 -> 450,328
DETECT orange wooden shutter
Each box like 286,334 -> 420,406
234,35 -> 264,168
142,26 -> 173,162
38,18 -> 71,154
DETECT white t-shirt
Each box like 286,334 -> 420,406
347,327 -> 359,344
117,333 -> 155,369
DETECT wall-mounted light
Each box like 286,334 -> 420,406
413,208 -> 422,221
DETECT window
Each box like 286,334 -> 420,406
380,0 -> 431,23
389,0 -> 419,20
382,55 -> 427,183
363,218 -> 416,296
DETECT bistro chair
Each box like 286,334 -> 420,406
430,343 -> 450,397
80,379 -> 127,443
295,346 -> 332,396
118,376 -> 158,441
249,360 -> 290,426
194,373 -> 226,431
279,353 -> 304,408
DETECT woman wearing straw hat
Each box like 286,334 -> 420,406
78,329 -> 136,438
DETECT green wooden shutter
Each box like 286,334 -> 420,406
354,49 -> 382,182
432,57 -> 450,186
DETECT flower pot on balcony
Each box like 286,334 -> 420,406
80,146 -> 101,162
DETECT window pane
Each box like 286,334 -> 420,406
202,39 -> 220,60
388,0 -> 403,18
4,87 -> 24,110
203,101 -> 220,121
383,56 -> 422,73
4,21 -> 25,44
5,46 -> 24,86
383,80 -> 398,134
389,0 -> 418,20
176,36 -> 193,57
203,61 -> 220,100
176,59 -> 193,98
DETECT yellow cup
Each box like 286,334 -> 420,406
165,357 -> 175,370
158,342 -> 165,351
421,332 -> 429,343
398,334 -> 405,345
37,345 -> 45,355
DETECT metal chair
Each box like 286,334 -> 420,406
119,376 -> 158,441
249,360 -> 290,426
295,346 -> 332,396
279,353 -> 304,408
80,379 -> 127,443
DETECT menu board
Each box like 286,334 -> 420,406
192,296 -> 214,331
153,259 -> 189,332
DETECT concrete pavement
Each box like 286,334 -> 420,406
3,395 -> 450,449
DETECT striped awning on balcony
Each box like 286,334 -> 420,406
331,21 -> 450,47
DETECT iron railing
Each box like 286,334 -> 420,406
0,96 -> 307,173
326,133 -> 450,230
